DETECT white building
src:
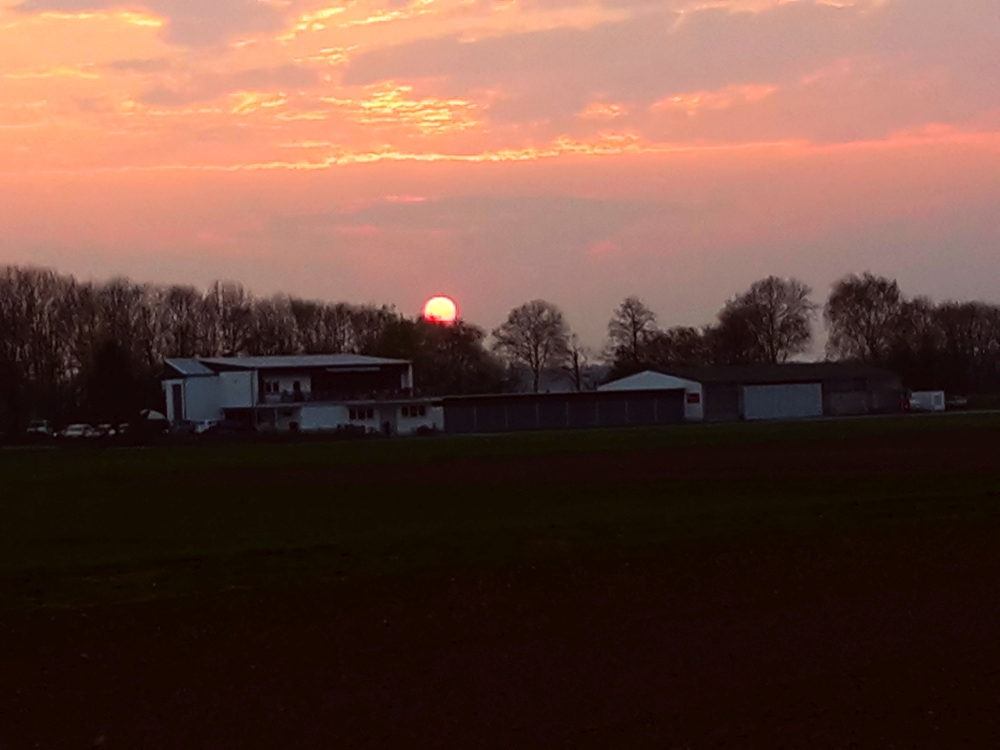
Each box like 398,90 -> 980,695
162,354 -> 443,435
598,370 -> 704,421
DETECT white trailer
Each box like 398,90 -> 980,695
909,391 -> 946,412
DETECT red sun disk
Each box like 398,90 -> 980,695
422,296 -> 458,324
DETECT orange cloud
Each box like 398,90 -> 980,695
651,84 -> 777,114
579,102 -> 626,119
33,10 -> 163,28
323,83 -> 481,134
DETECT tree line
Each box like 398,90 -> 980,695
1,266 -> 998,432
605,274 -> 1000,390
0,266 -> 503,432
490,273 -> 999,396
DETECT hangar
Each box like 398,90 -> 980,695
607,363 -> 905,422
598,370 -> 704,421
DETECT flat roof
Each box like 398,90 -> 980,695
164,359 -> 216,377
659,362 -> 900,385
195,354 -> 410,371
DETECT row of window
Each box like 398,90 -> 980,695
263,381 -> 301,394
348,405 -> 428,421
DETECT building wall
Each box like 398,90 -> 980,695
444,391 -> 685,434
183,377 -> 224,422
220,371 -> 257,408
825,391 -> 871,416
299,405 -> 349,431
261,372 -> 313,402
164,379 -> 182,423
704,384 -> 740,422
397,403 -> 443,435
742,383 -> 824,421
266,401 -> 439,434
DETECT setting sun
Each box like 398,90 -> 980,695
422,295 -> 459,325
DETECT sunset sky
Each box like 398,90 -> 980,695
1,0 -> 999,344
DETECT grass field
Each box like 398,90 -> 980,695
5,413 -> 1000,747
3,412 -> 999,612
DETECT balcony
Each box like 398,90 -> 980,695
259,388 -> 414,405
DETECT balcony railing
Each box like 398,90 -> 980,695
259,388 -> 414,405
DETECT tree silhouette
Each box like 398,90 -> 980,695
607,296 -> 658,372
85,339 -> 141,424
492,300 -> 571,392
714,277 -> 817,364
825,273 -> 904,364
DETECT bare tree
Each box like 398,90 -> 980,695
607,296 -> 658,368
931,301 -> 1000,392
246,296 -> 297,356
714,277 -> 817,364
565,333 -> 593,391
204,282 -> 256,356
159,285 -> 206,358
351,304 -> 402,355
492,300 -> 571,392
825,273 -> 905,364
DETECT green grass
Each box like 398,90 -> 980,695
2,413 -> 1000,612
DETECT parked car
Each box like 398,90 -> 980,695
59,423 -> 92,439
26,420 -> 53,439
946,395 -> 969,410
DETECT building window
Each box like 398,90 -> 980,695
349,408 -> 357,420
418,405 -> 426,416
366,408 -> 374,419
401,406 -> 409,417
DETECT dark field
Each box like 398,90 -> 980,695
3,414 -> 1000,747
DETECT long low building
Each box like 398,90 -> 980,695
443,389 -> 687,434
163,354 -> 442,435
601,363 -> 905,422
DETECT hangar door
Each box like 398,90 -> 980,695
742,383 -> 823,421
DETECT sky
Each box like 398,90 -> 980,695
1,0 -> 999,346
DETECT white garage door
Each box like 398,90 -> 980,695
742,383 -> 823,421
